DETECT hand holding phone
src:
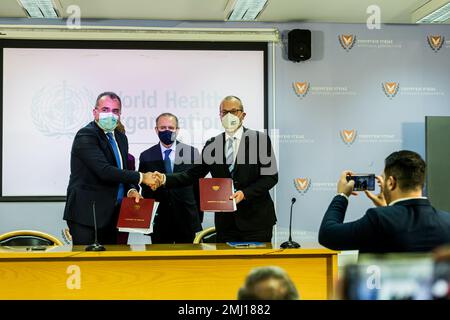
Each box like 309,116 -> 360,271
346,174 -> 375,191
364,175 -> 387,207
337,170 -> 358,196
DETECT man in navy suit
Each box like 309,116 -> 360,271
138,113 -> 202,243
150,96 -> 278,243
63,92 -> 155,245
319,150 -> 450,253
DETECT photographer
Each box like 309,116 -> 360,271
318,150 -> 450,253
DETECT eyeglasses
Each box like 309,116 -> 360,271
220,109 -> 243,116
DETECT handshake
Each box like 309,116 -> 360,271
142,171 -> 165,191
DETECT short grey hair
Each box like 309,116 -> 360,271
220,95 -> 244,111
237,266 -> 299,300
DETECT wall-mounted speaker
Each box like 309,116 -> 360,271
288,29 -> 311,62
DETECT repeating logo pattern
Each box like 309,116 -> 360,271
293,81 -> 310,98
340,129 -> 357,145
294,178 -> 311,194
339,34 -> 356,51
427,35 -> 444,52
382,82 -> 400,99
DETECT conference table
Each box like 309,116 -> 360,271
0,243 -> 338,300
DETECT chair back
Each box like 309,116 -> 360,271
193,227 -> 216,244
0,230 -> 63,246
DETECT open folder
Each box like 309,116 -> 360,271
116,198 -> 159,234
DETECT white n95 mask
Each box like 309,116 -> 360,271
221,113 -> 241,134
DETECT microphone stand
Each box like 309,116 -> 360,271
85,201 -> 106,251
280,198 -> 301,249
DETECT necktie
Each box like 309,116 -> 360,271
163,149 -> 173,174
106,132 -> 125,203
226,137 -> 235,174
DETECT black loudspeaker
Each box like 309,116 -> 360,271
288,29 -> 311,62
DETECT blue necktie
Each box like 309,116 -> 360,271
106,132 -> 125,203
163,149 -> 173,174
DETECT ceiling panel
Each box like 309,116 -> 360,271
58,0 -> 228,20
0,0 -> 28,18
0,0 -> 445,24
259,0 -> 431,23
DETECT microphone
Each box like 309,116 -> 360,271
85,201 -> 106,251
280,197 -> 301,249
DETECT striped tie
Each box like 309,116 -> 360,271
226,137 -> 235,174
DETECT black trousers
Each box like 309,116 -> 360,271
150,210 -> 197,244
67,205 -> 120,245
216,222 -> 273,243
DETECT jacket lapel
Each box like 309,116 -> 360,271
93,121 -> 117,166
233,127 -> 248,177
220,133 -> 232,178
173,142 -> 183,173
114,131 -> 128,169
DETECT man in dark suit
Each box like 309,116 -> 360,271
151,96 -> 278,243
63,92 -> 155,245
139,113 -> 202,243
319,150 -> 450,253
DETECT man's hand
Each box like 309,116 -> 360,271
230,190 -> 245,204
364,175 -> 387,207
337,171 -> 358,197
152,171 -> 165,189
127,189 -> 143,203
143,172 -> 162,191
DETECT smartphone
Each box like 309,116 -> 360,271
346,174 -> 375,191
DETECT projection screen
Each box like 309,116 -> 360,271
1,41 -> 267,199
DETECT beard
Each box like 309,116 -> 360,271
383,186 -> 392,205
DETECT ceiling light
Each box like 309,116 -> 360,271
225,0 -> 268,21
415,1 -> 450,23
17,0 -> 59,18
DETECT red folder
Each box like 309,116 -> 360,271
199,178 -> 237,212
116,198 -> 159,234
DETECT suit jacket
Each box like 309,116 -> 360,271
319,195 -> 450,253
165,128 -> 278,232
63,121 -> 140,228
138,142 -> 203,233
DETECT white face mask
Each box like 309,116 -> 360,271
221,113 -> 241,134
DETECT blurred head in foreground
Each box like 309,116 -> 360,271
237,266 -> 299,300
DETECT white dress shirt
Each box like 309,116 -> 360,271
389,196 -> 427,206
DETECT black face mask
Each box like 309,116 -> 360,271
158,130 -> 176,145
